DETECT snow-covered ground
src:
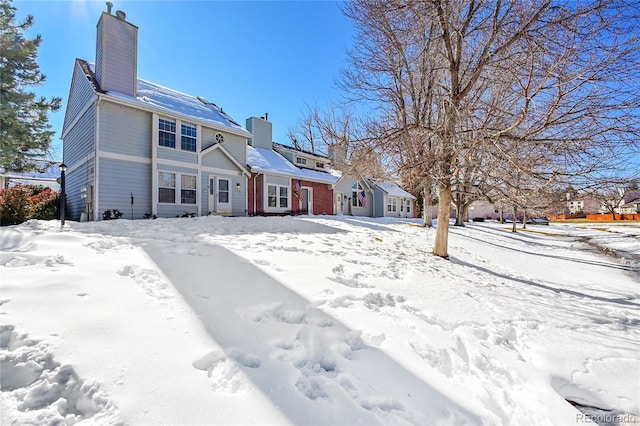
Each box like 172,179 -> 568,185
1,216 -> 638,425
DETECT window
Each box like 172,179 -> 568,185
181,175 -> 196,204
296,157 -> 307,166
267,184 -> 289,209
387,198 -> 397,212
352,182 -> 364,207
315,162 -> 325,169
215,133 -> 224,143
218,179 -> 229,203
406,199 -> 411,213
268,185 -> 277,207
158,172 -> 176,203
159,118 -> 176,148
279,186 -> 288,208
181,123 -> 197,152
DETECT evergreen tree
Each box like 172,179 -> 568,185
0,0 -> 61,172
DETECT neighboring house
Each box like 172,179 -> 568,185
620,190 -> 640,214
1,161 -> 60,191
333,173 -> 374,217
368,180 -> 416,218
61,6 -> 251,221
246,117 -> 338,215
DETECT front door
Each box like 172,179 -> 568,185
301,187 -> 312,214
336,192 -> 344,215
209,177 -> 232,214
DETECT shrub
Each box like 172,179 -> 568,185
0,185 -> 60,225
471,217 -> 485,222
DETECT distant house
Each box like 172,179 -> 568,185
619,190 -> 640,214
61,6 -> 250,220
0,161 -> 60,191
331,170 -> 416,219
246,117 -> 338,215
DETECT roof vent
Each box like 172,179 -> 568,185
115,10 -> 126,20
106,1 -> 113,14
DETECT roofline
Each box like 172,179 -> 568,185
272,142 -> 330,160
98,92 -> 252,139
248,166 -> 338,185
76,59 -> 251,139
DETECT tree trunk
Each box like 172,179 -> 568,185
454,202 -> 466,227
522,210 -> 527,230
433,183 -> 451,258
512,205 -> 518,233
422,186 -> 432,227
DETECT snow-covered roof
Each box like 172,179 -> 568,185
370,180 -> 416,199
81,60 -> 250,138
247,146 -> 339,185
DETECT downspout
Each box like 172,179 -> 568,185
94,96 -> 101,221
253,173 -> 258,215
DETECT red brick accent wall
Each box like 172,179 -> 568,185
291,179 -> 334,215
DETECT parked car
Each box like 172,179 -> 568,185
527,217 -> 550,225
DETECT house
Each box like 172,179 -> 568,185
61,6 -> 251,221
246,117 -> 338,215
1,161 -> 60,191
368,180 -> 416,218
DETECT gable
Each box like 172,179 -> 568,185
62,60 -> 98,135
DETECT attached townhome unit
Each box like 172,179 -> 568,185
61,6 -> 251,221
368,180 -> 417,218
246,117 -> 338,215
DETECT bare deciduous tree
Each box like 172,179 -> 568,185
340,0 -> 639,258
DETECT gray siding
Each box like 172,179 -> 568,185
158,204 -> 197,218
201,149 -> 237,170
265,175 -> 290,186
65,158 -> 94,221
202,128 -> 247,164
246,117 -> 272,150
158,147 -> 198,164
63,61 -> 96,131
99,102 -> 152,158
334,176 -> 372,217
98,158 -> 151,219
95,12 -> 137,96
201,173 -> 247,216
374,187 -> 385,217
63,107 -> 95,167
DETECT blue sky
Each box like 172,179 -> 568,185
14,0 -> 354,161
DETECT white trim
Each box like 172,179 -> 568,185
152,113 -> 158,215
200,143 -> 250,177
264,183 -> 290,213
98,150 -> 152,164
94,98 -> 100,221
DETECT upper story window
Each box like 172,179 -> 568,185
315,162 -> 325,169
181,123 -> 197,152
215,133 -> 225,143
159,118 -> 176,148
296,157 -> 307,166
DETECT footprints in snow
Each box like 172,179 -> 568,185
117,265 -> 172,300
0,325 -> 122,424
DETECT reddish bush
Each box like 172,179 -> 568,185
0,185 -> 60,226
